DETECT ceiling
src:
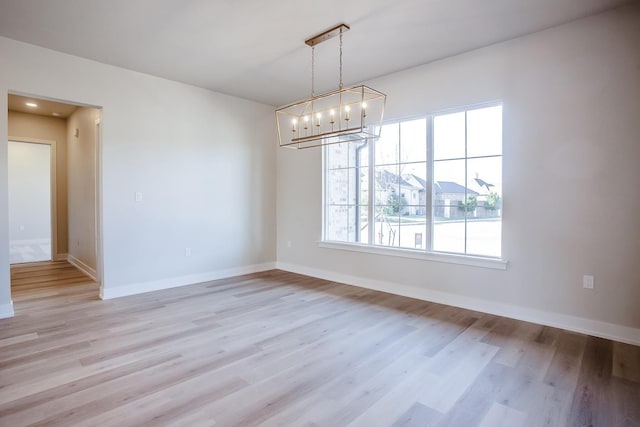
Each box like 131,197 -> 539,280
0,0 -> 633,107
8,94 -> 78,119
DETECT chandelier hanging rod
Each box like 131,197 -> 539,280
304,24 -> 350,47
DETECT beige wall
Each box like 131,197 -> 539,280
7,110 -> 68,255
67,107 -> 99,272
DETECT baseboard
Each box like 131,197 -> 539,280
67,255 -> 97,281
9,238 -> 50,245
54,253 -> 68,262
0,300 -> 15,319
100,262 -> 277,300
276,262 -> 640,346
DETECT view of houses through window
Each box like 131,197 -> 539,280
324,103 -> 502,258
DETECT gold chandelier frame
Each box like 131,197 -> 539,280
275,24 -> 386,149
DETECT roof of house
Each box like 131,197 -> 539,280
405,174 -> 427,189
405,174 -> 480,195
377,171 -> 479,196
434,181 -> 479,196
375,170 -> 419,190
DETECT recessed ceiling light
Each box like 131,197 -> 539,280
25,102 -> 38,108
52,112 -> 61,117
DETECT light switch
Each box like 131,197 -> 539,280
583,275 -> 594,289
135,192 -> 143,202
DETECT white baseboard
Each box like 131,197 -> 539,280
100,262 -> 277,300
9,238 -> 50,245
0,300 -> 15,319
276,262 -> 640,346
67,255 -> 97,281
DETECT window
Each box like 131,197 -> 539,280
324,103 -> 502,259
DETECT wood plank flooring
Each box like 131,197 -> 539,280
1,261 -> 639,426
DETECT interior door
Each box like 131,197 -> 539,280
8,140 -> 52,264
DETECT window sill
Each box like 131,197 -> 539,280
317,241 -> 508,270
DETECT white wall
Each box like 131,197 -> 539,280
0,35 -> 277,314
277,4 -> 640,342
67,107 -> 98,274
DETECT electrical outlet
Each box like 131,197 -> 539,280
287,240 -> 292,248
185,247 -> 191,257
583,275 -> 594,289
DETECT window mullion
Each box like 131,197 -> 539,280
464,111 -> 468,255
322,146 -> 327,241
368,138 -> 375,245
426,115 -> 434,251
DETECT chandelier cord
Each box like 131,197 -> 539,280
311,46 -> 315,98
339,28 -> 343,90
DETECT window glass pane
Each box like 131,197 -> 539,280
432,211 -> 466,254
344,140 -> 368,169
359,205 -> 370,244
398,208 -> 427,250
399,162 -> 427,201
400,119 -> 426,163
466,156 -> 502,257
325,205 -> 358,243
465,211 -> 501,257
358,167 -> 369,205
433,159 -> 466,201
357,141 -> 369,168
434,112 -> 465,160
374,207 -> 400,247
326,142 -> 348,169
326,167 -> 369,206
375,123 -> 399,165
325,205 -> 347,241
433,159 -> 469,255
467,105 -> 502,158
374,165 -> 399,208
326,169 -> 349,205
466,157 -> 502,201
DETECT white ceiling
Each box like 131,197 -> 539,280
0,0 -> 633,106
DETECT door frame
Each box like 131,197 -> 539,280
94,117 -> 104,291
7,136 -> 59,262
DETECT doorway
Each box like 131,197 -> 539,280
6,92 -> 103,304
8,140 -> 54,264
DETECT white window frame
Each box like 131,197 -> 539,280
321,101 -> 507,270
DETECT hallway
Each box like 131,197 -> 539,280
10,260 -> 97,307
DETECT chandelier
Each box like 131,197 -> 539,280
276,24 -> 386,149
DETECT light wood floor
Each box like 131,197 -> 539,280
1,261 -> 639,426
